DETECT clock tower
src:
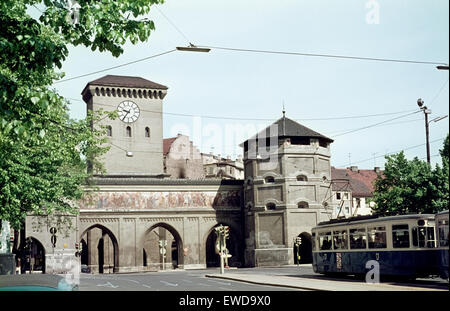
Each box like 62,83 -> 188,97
82,75 -> 168,175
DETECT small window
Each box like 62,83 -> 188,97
412,226 -> 435,248
145,127 -> 150,138
336,193 -> 341,200
438,220 -> 449,247
106,125 -> 112,137
265,176 -> 275,183
126,126 -> 132,137
298,201 -> 309,209
333,230 -> 348,250
311,232 -> 316,251
392,224 -> 410,248
297,175 -> 307,181
368,226 -> 387,249
343,193 -> 349,200
350,228 -> 367,249
319,232 -> 332,250
266,203 -> 276,210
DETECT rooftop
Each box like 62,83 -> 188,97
83,75 -> 168,91
331,166 -> 382,197
241,116 -> 333,145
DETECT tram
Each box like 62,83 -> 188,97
311,214 -> 440,279
435,210 -> 449,279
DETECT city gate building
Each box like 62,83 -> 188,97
25,75 -> 334,273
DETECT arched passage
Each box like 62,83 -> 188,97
80,225 -> 119,274
293,232 -> 313,264
142,223 -> 183,270
24,237 -> 46,273
205,224 -> 239,268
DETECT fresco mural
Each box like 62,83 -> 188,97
79,190 -> 242,210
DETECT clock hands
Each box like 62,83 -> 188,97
121,109 -> 130,120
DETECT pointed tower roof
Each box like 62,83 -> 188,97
85,75 -> 168,90
240,116 -> 333,146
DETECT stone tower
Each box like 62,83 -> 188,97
82,75 -> 168,175
241,114 -> 334,267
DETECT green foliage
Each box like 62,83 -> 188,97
372,135 -> 449,216
0,0 -> 162,229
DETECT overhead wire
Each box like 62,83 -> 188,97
67,98 -> 418,122
335,137 -> 447,168
53,49 -> 177,84
198,45 -> 448,66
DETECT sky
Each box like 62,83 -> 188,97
35,0 -> 449,169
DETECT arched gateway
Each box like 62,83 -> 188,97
77,177 -> 244,273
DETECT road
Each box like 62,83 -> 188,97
78,265 -> 448,291
78,266 -> 307,291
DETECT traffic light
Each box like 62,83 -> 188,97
75,242 -> 81,257
50,227 -> 57,248
224,226 -> 230,239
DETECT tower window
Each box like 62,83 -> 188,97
266,203 -> 276,210
145,127 -> 150,138
298,201 -> 309,209
126,126 -> 132,137
297,175 -> 308,181
106,125 -> 112,137
265,176 -> 275,183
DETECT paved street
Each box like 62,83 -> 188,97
78,265 -> 448,291
78,266 -> 307,291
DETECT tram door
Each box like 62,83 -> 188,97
294,233 -> 313,264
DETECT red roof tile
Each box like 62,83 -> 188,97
331,167 -> 383,197
163,137 -> 177,155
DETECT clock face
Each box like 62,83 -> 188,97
118,101 -> 140,123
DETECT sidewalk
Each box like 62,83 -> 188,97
205,273 -> 448,291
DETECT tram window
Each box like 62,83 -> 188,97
350,228 -> 367,249
392,224 -> 410,248
333,230 -> 348,250
412,226 -> 435,248
312,233 -> 316,251
319,232 -> 332,250
426,227 -> 436,247
438,221 -> 449,247
368,226 -> 387,249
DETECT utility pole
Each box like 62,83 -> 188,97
417,98 -> 432,163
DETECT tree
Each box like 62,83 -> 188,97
372,135 -> 449,216
0,0 -> 163,230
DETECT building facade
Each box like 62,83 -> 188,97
24,75 -> 337,273
163,134 -> 204,179
331,166 -> 382,217
241,116 -> 334,266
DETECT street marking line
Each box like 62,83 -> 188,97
96,282 -> 119,288
198,283 -> 211,287
142,284 -> 152,289
160,280 -> 178,287
125,279 -> 140,284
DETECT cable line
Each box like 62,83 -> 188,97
199,45 -> 448,66
331,110 -> 421,138
68,98 -> 418,122
53,49 -> 177,84
335,137 -> 446,167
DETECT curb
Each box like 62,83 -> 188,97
205,274 -> 327,291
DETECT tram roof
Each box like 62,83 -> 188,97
436,210 -> 449,216
315,213 -> 436,229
